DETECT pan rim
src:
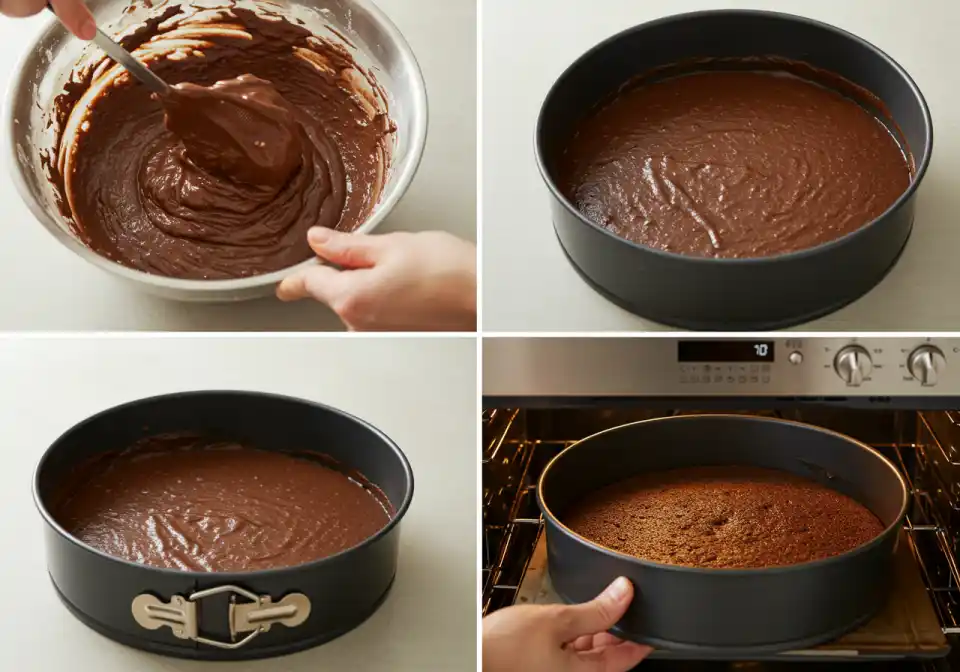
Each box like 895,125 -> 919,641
537,413 -> 910,576
33,389 -> 415,580
533,8 -> 934,266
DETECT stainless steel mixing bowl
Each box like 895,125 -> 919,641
5,0 -> 427,302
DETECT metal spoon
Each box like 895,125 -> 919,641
47,3 -> 170,96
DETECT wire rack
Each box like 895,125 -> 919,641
482,409 -> 536,614
481,408 -> 960,646
907,412 -> 960,635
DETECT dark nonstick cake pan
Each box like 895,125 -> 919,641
538,415 -> 908,656
34,391 -> 414,661
535,10 -> 932,330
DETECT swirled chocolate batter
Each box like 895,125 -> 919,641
49,5 -> 393,279
52,434 -> 393,572
557,64 -> 913,258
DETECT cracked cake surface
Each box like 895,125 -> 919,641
563,466 -> 885,569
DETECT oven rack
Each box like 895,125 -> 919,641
481,409 -> 960,640
909,413 -> 960,634
482,409 -> 541,614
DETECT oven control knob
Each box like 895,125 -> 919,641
908,346 -> 946,387
834,346 -> 872,387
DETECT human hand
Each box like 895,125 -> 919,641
482,577 -> 653,672
1,1 -> 95,40
277,228 -> 477,332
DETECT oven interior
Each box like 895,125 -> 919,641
482,405 -> 960,671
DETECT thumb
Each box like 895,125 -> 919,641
307,227 -> 383,269
556,578 -> 634,641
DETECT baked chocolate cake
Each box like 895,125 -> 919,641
563,466 -> 884,569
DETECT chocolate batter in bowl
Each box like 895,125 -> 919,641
7,0 -> 427,300
34,391 -> 415,660
536,10 -> 932,330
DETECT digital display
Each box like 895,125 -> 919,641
678,341 -> 775,363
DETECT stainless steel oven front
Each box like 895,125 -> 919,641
482,336 -> 960,671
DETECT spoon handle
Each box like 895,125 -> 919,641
46,2 -> 171,96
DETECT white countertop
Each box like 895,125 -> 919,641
0,336 -> 477,671
482,0 -> 960,332
0,0 -> 476,331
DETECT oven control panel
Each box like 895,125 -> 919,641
482,337 -> 960,397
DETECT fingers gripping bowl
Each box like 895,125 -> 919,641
6,0 -> 428,301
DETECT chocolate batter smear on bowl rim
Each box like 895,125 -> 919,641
48,3 -> 395,280
555,59 -> 914,259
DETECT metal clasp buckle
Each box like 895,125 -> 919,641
132,585 -> 311,650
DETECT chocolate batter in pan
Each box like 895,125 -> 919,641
49,5 -> 393,279
52,433 -> 393,572
556,63 -> 913,258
